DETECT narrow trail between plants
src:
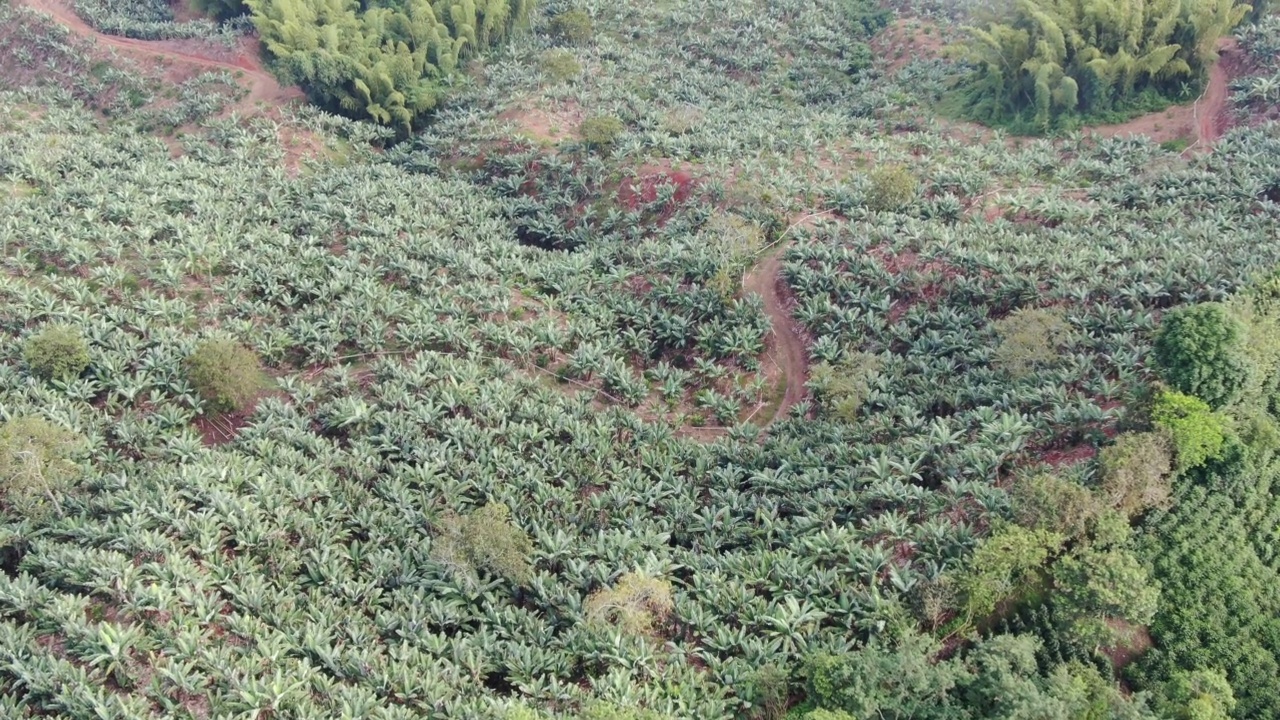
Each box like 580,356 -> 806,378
737,211 -> 834,429
743,249 -> 809,426
19,0 -> 301,113
1096,38 -> 1236,148
1195,40 -> 1233,146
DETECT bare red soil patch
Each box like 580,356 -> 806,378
498,101 -> 585,144
1093,39 -> 1243,149
1041,443 -> 1098,469
872,17 -> 950,74
17,0 -> 302,115
1102,619 -> 1154,673
618,163 -> 700,213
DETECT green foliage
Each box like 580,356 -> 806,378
801,632 -> 1157,720
1153,303 -> 1250,408
193,0 -> 249,21
431,502 -> 534,587
744,663 -> 789,720
1053,546 -> 1160,647
577,114 -> 624,149
1159,669 -> 1236,720
1011,472 -> 1101,537
23,325 -> 90,382
1098,431 -> 1173,518
73,0 -> 242,41
549,9 -> 593,45
992,307 -> 1070,378
864,164 -> 918,212
807,352 -> 880,421
584,571 -> 673,636
0,417 -> 84,519
803,632 -> 963,719
540,49 -> 582,82
6,0 -> 1280,714
956,0 -> 1250,129
578,702 -> 674,720
185,338 -> 265,414
953,523 -> 1064,625
1151,390 -> 1229,470
249,0 -> 532,130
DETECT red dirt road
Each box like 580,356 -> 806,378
1196,40 -> 1233,145
17,0 -> 301,112
743,249 -> 809,423
1095,39 -> 1238,148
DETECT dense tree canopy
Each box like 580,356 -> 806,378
956,0 -> 1251,128
248,0 -> 531,129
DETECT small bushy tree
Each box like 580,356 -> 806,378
865,165 -> 918,212
578,115 -> 624,150
1151,390 -> 1228,470
584,571 -> 673,636
0,417 -> 85,519
431,502 -> 533,587
540,49 -> 581,82
549,9 -> 592,45
1011,473 -> 1101,537
185,339 -> 265,414
992,308 -> 1071,377
1159,669 -> 1236,720
1053,546 -> 1160,650
1153,303 -> 1249,409
23,325 -> 90,381
1098,431 -> 1173,518
953,523 -> 1064,625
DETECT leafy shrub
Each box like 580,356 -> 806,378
431,502 -> 533,587
1053,546 -> 1160,648
1011,473 -> 1100,537
578,114 -> 624,149
1159,669 -> 1236,720
1151,390 -> 1228,470
584,571 -> 673,636
549,9 -> 593,45
864,164 -> 918,212
1097,431 -> 1173,518
23,325 -> 90,381
540,49 -> 581,82
579,703 -> 673,720
1153,302 -> 1249,409
0,417 -> 85,519
185,338 -> 265,414
808,352 -> 881,421
992,308 -> 1070,377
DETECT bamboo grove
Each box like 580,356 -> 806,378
956,0 -> 1251,129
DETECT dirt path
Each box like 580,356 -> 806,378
18,0 -> 301,113
1196,43 -> 1232,145
1095,39 -> 1237,148
743,248 -> 809,424
738,211 -> 834,427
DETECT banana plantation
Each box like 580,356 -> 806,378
0,0 -> 1278,717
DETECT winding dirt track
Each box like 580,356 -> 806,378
1195,40 -> 1233,145
18,0 -> 300,111
1096,38 -> 1236,147
743,249 -> 809,424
